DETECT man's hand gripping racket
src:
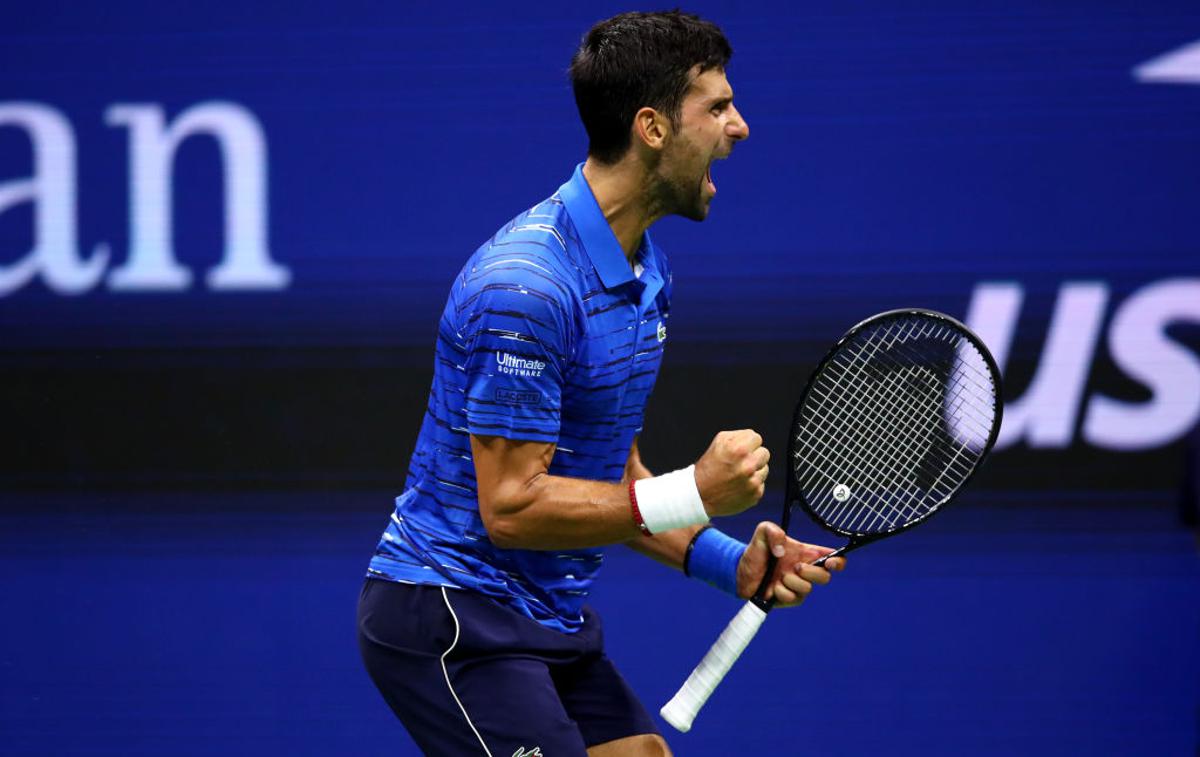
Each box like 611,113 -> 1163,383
660,309 -> 1004,732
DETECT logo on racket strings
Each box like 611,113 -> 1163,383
831,484 -> 851,502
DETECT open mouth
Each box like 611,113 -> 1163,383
704,161 -> 716,196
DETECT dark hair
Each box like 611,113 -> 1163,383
569,10 -> 733,164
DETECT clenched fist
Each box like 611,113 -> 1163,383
693,429 -> 770,517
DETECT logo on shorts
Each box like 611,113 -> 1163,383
496,351 -> 546,377
512,748 -> 543,757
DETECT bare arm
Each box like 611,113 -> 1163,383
470,434 -> 643,550
470,430 -> 767,551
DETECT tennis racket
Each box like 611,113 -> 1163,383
660,308 -> 1003,732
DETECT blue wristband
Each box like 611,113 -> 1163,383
686,527 -> 746,598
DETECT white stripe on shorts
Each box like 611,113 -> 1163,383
440,587 -> 494,756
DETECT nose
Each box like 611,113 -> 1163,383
726,103 -> 749,141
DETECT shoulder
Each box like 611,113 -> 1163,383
496,195 -> 576,258
449,202 -> 591,343
456,198 -> 587,312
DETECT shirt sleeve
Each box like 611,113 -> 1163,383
458,260 -> 578,443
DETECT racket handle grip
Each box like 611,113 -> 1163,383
660,601 -> 768,733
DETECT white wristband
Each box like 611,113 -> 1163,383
632,465 -> 710,534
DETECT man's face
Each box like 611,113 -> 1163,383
657,67 -> 750,221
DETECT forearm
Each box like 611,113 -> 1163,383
481,472 -> 646,550
625,525 -> 707,571
473,430 -> 763,552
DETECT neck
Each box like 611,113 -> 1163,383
581,155 -> 667,264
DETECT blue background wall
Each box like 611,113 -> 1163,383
2,2 -> 1197,755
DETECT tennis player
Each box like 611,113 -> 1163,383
357,11 -> 846,756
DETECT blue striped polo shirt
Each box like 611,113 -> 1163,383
367,163 -> 672,633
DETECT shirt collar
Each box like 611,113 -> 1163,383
558,162 -> 651,292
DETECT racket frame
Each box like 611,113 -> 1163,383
755,308 -> 1004,606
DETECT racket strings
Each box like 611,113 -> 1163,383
808,344 -> 988,529
792,316 -> 998,535
799,340 -> 933,522
882,334 -> 997,440
800,380 -> 959,533
806,362 -> 941,518
803,341 -> 992,531
801,359 -> 946,530
798,359 -> 941,528
824,339 -> 955,472
896,340 -> 997,452
801,322 -> 959,526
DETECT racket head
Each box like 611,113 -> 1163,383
783,309 -> 1003,545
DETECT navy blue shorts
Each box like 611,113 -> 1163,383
357,578 -> 660,755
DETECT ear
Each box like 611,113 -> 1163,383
632,106 -> 670,151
